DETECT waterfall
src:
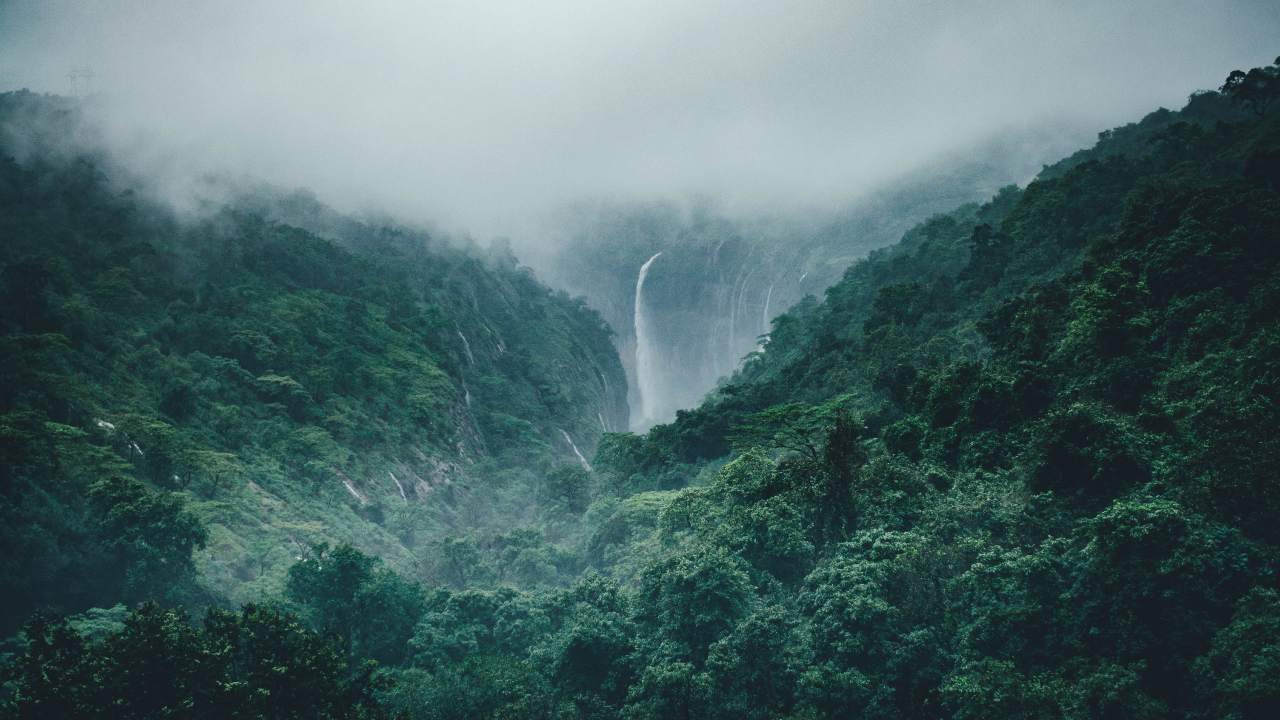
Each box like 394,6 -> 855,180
736,268 -> 756,334
389,471 -> 407,501
711,251 -> 729,378
728,268 -> 742,358
598,412 -> 609,432
761,282 -> 776,332
756,281 -> 776,352
634,252 -> 663,424
484,323 -> 507,354
730,266 -> 759,365
559,428 -> 593,471
596,369 -> 611,417
341,478 -> 365,503
456,329 -> 475,367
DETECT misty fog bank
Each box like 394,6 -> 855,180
2,1 -> 1278,240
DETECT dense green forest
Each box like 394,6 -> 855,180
0,90 -> 627,629
4,57 -> 1280,719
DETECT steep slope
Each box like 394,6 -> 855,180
5,58 -> 1280,720
0,90 -> 628,627
577,62 -> 1280,718
620,81 -> 1268,474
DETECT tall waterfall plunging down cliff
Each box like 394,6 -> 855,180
517,123 -> 1094,429
761,282 -> 775,334
756,281 -> 776,352
633,252 -> 663,427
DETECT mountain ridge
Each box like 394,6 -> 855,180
3,55 -> 1280,720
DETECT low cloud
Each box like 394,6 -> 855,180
1,1 -> 1277,238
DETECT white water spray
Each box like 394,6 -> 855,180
457,329 -> 475,367
736,268 -> 757,334
342,478 -> 365,503
761,282 -> 775,332
634,252 -> 663,424
559,428 -> 592,471
728,267 -> 744,358
484,324 -> 507,354
756,281 -> 776,353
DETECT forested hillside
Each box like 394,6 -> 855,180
585,61 -> 1280,718
0,90 -> 627,629
4,57 -> 1280,720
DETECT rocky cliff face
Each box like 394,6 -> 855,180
527,124 -> 1088,427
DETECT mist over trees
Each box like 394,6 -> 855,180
524,126 -> 1090,427
3,4 -> 1280,719
2,1 -> 1277,236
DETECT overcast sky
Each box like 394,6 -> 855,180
1,1 -> 1278,237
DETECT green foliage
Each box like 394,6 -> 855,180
381,659 -> 562,720
637,547 -> 753,662
1,603 -> 381,719
0,88 -> 627,626
1220,57 -> 1280,116
729,395 -> 852,461
89,474 -> 209,603
542,465 -> 593,516
1199,587 -> 1280,720
7,56 -> 1280,719
286,543 -> 426,665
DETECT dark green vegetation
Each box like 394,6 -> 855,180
0,90 -> 626,629
5,57 -> 1280,718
